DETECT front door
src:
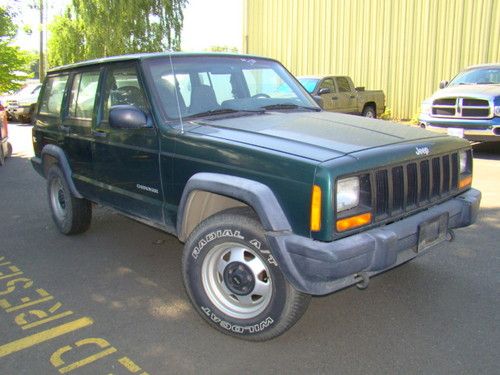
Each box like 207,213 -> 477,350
92,63 -> 163,223
318,78 -> 337,111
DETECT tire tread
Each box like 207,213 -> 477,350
183,207 -> 311,341
47,165 -> 92,235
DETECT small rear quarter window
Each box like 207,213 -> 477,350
39,75 -> 69,116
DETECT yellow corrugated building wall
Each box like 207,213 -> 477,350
243,0 -> 500,120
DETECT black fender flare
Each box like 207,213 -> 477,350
177,173 -> 292,241
41,144 -> 83,199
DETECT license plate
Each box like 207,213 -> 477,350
447,128 -> 464,138
417,213 -> 449,252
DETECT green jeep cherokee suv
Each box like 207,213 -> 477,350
31,53 -> 481,341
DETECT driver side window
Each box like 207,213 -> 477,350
319,78 -> 335,93
103,65 -> 147,121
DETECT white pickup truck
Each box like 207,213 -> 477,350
298,75 -> 385,118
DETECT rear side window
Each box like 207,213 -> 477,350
336,77 -> 351,92
39,75 -> 69,116
68,71 -> 100,119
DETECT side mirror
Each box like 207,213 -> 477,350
439,80 -> 448,89
312,95 -> 324,108
317,87 -> 331,95
109,105 -> 148,129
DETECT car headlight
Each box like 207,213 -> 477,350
421,101 -> 432,116
494,105 -> 500,117
336,177 -> 360,212
459,150 -> 468,174
458,150 -> 473,189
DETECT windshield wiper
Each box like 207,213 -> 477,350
186,108 -> 264,119
260,103 -> 321,112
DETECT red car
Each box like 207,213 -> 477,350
0,103 -> 12,165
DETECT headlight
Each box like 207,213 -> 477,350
421,101 -> 432,116
336,177 -> 360,212
494,105 -> 500,117
458,150 -> 472,189
459,150 -> 468,174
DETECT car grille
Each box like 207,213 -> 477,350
372,152 -> 462,221
431,97 -> 491,119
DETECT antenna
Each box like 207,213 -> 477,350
168,50 -> 184,134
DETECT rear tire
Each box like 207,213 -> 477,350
47,165 -> 92,235
182,208 -> 311,341
362,105 -> 376,118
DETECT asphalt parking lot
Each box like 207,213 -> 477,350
1,123 -> 499,375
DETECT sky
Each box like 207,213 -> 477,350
182,0 -> 243,51
2,0 -> 244,53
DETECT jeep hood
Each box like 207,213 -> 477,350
187,111 -> 447,162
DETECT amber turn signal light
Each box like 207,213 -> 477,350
336,212 -> 372,232
310,185 -> 322,232
459,175 -> 472,189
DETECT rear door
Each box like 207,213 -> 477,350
61,68 -> 101,198
92,62 -> 163,223
334,77 -> 357,113
35,73 -> 70,147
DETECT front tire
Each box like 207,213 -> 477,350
47,165 -> 92,235
182,209 -> 310,341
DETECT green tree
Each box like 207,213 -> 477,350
48,0 -> 187,67
48,8 -> 85,67
0,7 -> 31,92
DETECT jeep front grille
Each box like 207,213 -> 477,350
372,152 -> 462,221
431,97 -> 491,119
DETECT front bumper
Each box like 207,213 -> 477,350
418,115 -> 500,142
267,188 -> 481,295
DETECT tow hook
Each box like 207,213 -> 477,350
355,272 -> 370,290
446,229 -> 455,242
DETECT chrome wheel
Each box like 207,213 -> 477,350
50,177 -> 67,221
201,243 -> 272,319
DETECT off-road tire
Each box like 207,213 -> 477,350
47,165 -> 92,235
182,208 -> 311,341
362,105 -> 376,118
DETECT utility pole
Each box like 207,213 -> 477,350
39,0 -> 45,82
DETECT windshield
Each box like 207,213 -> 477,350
298,78 -> 319,93
448,67 -> 500,86
144,56 -> 318,120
